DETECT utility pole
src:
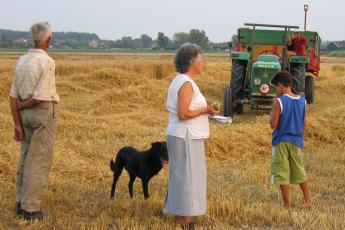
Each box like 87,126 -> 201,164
304,5 -> 309,31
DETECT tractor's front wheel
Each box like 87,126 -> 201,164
223,87 -> 234,117
305,75 -> 315,104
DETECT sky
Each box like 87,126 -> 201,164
1,0 -> 344,42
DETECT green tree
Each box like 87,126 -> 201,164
157,32 -> 170,49
140,34 -> 153,48
0,34 -> 12,48
121,36 -> 137,48
172,32 -> 190,49
189,29 -> 209,48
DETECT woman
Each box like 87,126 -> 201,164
164,43 -> 218,229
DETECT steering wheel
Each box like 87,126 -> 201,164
259,50 -> 281,61
260,50 -> 276,55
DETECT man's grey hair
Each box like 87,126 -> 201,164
174,43 -> 203,73
30,22 -> 52,45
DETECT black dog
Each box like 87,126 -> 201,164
110,142 -> 168,199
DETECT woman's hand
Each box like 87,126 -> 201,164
206,104 -> 220,116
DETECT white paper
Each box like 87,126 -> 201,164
209,115 -> 232,124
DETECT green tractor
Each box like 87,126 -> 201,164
224,23 -> 321,117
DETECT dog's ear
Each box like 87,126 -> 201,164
151,142 -> 163,148
151,142 -> 159,153
151,142 -> 158,149
162,142 -> 167,148
151,142 -> 165,155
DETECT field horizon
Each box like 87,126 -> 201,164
0,52 -> 344,229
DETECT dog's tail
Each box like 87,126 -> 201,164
110,155 -> 124,198
110,159 -> 116,172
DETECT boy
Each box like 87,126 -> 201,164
269,71 -> 312,209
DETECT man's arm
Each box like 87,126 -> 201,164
287,50 -> 296,56
17,98 -> 42,110
10,96 -> 24,141
270,98 -> 281,129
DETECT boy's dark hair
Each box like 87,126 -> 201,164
270,71 -> 293,87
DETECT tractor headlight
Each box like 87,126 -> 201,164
254,78 -> 261,85
259,83 -> 270,94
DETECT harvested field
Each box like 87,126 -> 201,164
0,53 -> 344,229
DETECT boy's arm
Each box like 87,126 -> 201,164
270,98 -> 281,129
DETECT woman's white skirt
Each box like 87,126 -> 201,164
163,135 -> 207,216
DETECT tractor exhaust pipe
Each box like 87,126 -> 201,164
304,5 -> 309,31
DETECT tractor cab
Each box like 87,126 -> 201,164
224,23 -> 321,117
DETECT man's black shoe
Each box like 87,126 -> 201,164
22,210 -> 44,221
16,203 -> 23,216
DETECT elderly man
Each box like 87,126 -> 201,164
9,22 -> 59,221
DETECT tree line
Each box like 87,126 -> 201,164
108,29 -> 214,49
0,29 -> 229,50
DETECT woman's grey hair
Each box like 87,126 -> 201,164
30,22 -> 52,45
174,43 -> 202,73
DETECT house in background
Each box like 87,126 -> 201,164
326,41 -> 345,51
88,39 -> 99,48
13,38 -> 28,46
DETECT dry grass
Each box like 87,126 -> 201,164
0,52 -> 345,229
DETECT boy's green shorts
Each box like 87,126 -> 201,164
270,142 -> 308,185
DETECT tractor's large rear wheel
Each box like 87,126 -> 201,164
290,63 -> 306,96
305,75 -> 315,104
230,60 -> 247,113
223,87 -> 234,117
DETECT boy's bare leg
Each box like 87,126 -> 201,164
300,181 -> 312,208
280,185 -> 291,209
